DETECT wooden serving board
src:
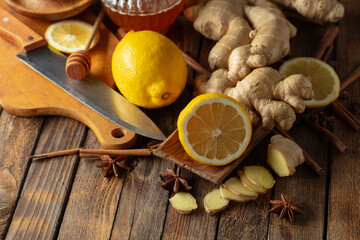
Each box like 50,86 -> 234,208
0,3 -> 136,149
154,127 -> 270,184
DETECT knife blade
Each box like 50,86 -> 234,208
0,7 -> 166,141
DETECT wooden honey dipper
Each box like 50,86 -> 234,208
66,8 -> 105,80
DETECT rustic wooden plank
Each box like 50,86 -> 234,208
160,20 -> 221,240
327,1 -> 360,238
110,155 -> 173,240
217,137 -> 271,240
268,20 -> 329,239
162,170 -> 218,240
109,16 -> 203,240
268,125 -> 329,239
0,112 -> 43,239
57,130 -> 123,240
5,117 -> 87,239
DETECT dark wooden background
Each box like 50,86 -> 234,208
0,0 -> 359,239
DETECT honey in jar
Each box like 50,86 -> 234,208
101,0 -> 184,33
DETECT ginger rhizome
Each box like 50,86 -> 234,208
270,0 -> 344,22
203,189 -> 230,214
184,0 -> 252,69
227,0 -> 297,80
196,67 -> 313,130
169,192 -> 198,214
267,134 -> 305,176
205,165 -> 274,214
243,166 -> 275,189
184,0 -> 296,79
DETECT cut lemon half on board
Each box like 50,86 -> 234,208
45,20 -> 100,54
177,93 -> 252,166
279,57 -> 340,108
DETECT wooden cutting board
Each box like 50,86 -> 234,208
0,3 -> 136,149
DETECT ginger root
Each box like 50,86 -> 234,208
204,189 -> 230,214
238,170 -> 267,194
267,135 -> 305,176
184,0 -> 252,69
223,177 -> 259,200
185,0 -> 296,79
169,192 -> 198,214
220,185 -> 249,202
228,1 -> 297,80
270,0 -> 344,22
244,166 -> 275,189
224,67 -> 313,130
196,67 -> 313,130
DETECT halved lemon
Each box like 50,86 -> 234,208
177,93 -> 252,166
45,20 -> 100,54
279,57 -> 340,108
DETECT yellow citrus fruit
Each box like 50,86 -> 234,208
112,30 -> 187,109
177,93 -> 252,166
45,20 -> 100,53
279,57 -> 340,107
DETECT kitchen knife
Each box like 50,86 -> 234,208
0,7 -> 166,141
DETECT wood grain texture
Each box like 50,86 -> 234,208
160,16 -> 219,240
327,1 -> 360,238
5,0 -> 94,20
5,117 -> 87,240
110,155 -> 173,240
268,20 -> 329,240
110,17 -> 201,240
58,130 -> 124,240
217,137 -> 271,240
268,125 -> 329,240
0,111 -> 43,239
162,169 -> 218,240
0,6 -> 47,52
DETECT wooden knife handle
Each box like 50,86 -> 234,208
0,6 -> 47,52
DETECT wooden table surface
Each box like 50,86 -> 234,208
0,1 -> 359,239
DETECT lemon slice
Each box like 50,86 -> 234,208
279,57 -> 340,107
177,93 -> 252,166
45,20 -> 100,54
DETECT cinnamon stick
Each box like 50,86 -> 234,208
273,126 -> 324,176
312,27 -> 360,131
300,114 -> 348,152
330,101 -> 360,131
82,148 -> 153,157
313,25 -> 339,60
283,9 -> 324,25
340,66 -> 360,91
30,148 -> 153,160
29,148 -> 83,160
115,28 -> 211,77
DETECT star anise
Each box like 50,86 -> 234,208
159,168 -> 192,193
269,193 -> 304,223
96,155 -> 129,178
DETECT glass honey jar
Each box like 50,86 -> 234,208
101,0 -> 184,33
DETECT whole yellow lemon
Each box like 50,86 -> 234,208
112,30 -> 187,109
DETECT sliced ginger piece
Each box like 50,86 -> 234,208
204,189 -> 230,214
244,166 -> 275,189
267,135 -> 305,176
238,170 -> 267,194
220,185 -> 249,202
223,177 -> 258,200
169,192 -> 198,214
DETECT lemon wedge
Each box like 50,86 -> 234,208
45,20 -> 100,54
279,57 -> 340,107
177,93 -> 252,166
